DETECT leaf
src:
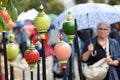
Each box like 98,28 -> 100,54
1,0 -> 8,7
6,0 -> 18,22
0,15 -> 8,32
14,0 -> 23,2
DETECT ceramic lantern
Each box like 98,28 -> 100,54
35,40 -> 42,63
7,31 -> 15,42
35,41 -> 42,57
6,32 -> 19,61
54,35 -> 72,68
63,11 -> 75,40
34,5 -> 51,33
24,44 -> 39,70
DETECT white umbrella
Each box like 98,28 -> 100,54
53,3 -> 120,31
17,8 -> 38,21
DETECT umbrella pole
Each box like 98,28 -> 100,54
2,32 -> 9,80
74,19 -> 83,80
37,59 -> 40,80
40,33 -> 46,80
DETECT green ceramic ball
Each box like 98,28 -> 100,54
63,21 -> 75,35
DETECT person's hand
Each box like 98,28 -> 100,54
106,56 -> 114,65
113,60 -> 119,66
88,42 -> 94,53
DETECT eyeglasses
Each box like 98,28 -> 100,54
98,28 -> 108,31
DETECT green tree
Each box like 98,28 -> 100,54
74,0 -> 88,4
93,0 -> 104,3
13,0 -> 30,14
13,0 -> 65,15
74,0 -> 120,5
108,0 -> 119,5
45,0 -> 65,15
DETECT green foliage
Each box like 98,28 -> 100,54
74,0 -> 88,4
0,0 -> 8,7
74,0 -> 104,4
93,0 -> 104,3
108,0 -> 119,5
74,0 -> 119,5
13,0 -> 64,15
13,0 -> 31,14
6,0 -> 18,22
45,0 -> 65,15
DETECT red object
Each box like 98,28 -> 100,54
32,33 -> 54,57
8,40 -> 14,43
24,46 -> 39,64
44,33 -> 54,57
61,63 -> 67,69
23,22 -> 36,36
54,41 -> 71,61
0,73 -> 5,80
0,9 -> 10,23
31,29 -> 38,45
7,20 -> 15,30
60,34 -> 64,41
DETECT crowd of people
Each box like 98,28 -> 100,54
1,21 -> 120,80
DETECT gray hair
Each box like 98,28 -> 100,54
97,22 -> 111,34
97,22 -> 110,30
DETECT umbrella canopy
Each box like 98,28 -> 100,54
17,9 -> 38,21
53,3 -> 120,31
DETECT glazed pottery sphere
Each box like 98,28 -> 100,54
24,49 -> 39,64
35,45 -> 42,56
7,44 -> 19,61
34,15 -> 50,32
54,41 -> 71,60
7,32 -> 15,41
63,21 -> 75,35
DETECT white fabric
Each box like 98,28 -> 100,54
83,39 -> 109,80
53,3 -> 120,31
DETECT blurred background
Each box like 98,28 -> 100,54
13,0 -> 120,15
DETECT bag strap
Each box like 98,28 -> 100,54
106,39 -> 109,57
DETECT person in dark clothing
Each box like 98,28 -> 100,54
109,22 -> 120,45
109,23 -> 120,79
82,22 -> 120,80
14,27 -> 29,58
